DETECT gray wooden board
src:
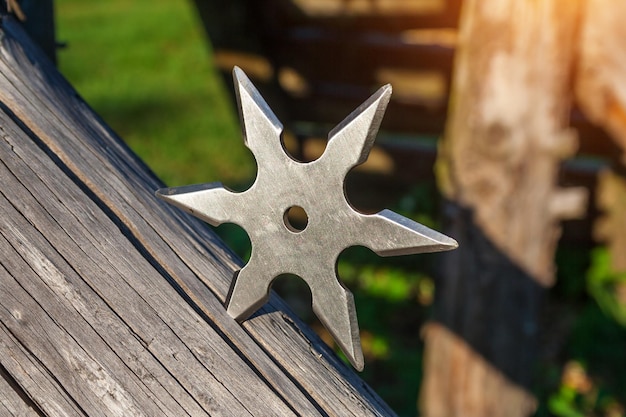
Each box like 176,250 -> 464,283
0,364 -> 42,417
0,324 -> 86,416
0,37 -> 318,417
0,15 -> 395,417
0,108 -> 302,416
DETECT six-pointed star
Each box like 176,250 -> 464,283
156,67 -> 457,370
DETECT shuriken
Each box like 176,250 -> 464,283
156,67 -> 457,370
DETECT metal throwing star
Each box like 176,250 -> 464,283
156,67 -> 457,370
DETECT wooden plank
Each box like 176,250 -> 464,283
273,32 -> 454,84
0,247 -> 164,417
0,15 -> 394,416
0,325 -> 87,417
244,0 -> 462,34
0,211 -> 208,416
0,365 -> 42,417
0,109 -> 300,416
286,93 -> 448,134
0,25 -> 335,416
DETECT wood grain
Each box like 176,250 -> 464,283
0,364 -> 42,417
422,0 -> 586,416
575,0 -> 626,272
0,15 -> 394,416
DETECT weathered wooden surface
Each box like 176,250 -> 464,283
575,0 -> 626,272
576,0 -> 626,159
421,1 -> 586,416
0,16 -> 394,416
0,365 -> 40,416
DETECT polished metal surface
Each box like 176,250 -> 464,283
156,67 -> 457,370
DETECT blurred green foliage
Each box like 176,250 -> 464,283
535,248 -> 626,417
57,0 -> 254,188
588,249 -> 626,327
56,1 -> 626,416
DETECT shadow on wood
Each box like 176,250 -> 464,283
0,15 -> 394,416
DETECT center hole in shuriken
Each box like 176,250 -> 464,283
283,205 -> 308,232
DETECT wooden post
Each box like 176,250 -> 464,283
575,0 -> 626,272
576,1 -> 626,159
420,1 -> 587,416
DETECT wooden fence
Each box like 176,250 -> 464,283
193,0 -> 617,243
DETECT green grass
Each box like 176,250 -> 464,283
56,0 -> 255,187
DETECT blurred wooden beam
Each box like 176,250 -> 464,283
421,1 -> 585,416
575,0 -> 626,272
